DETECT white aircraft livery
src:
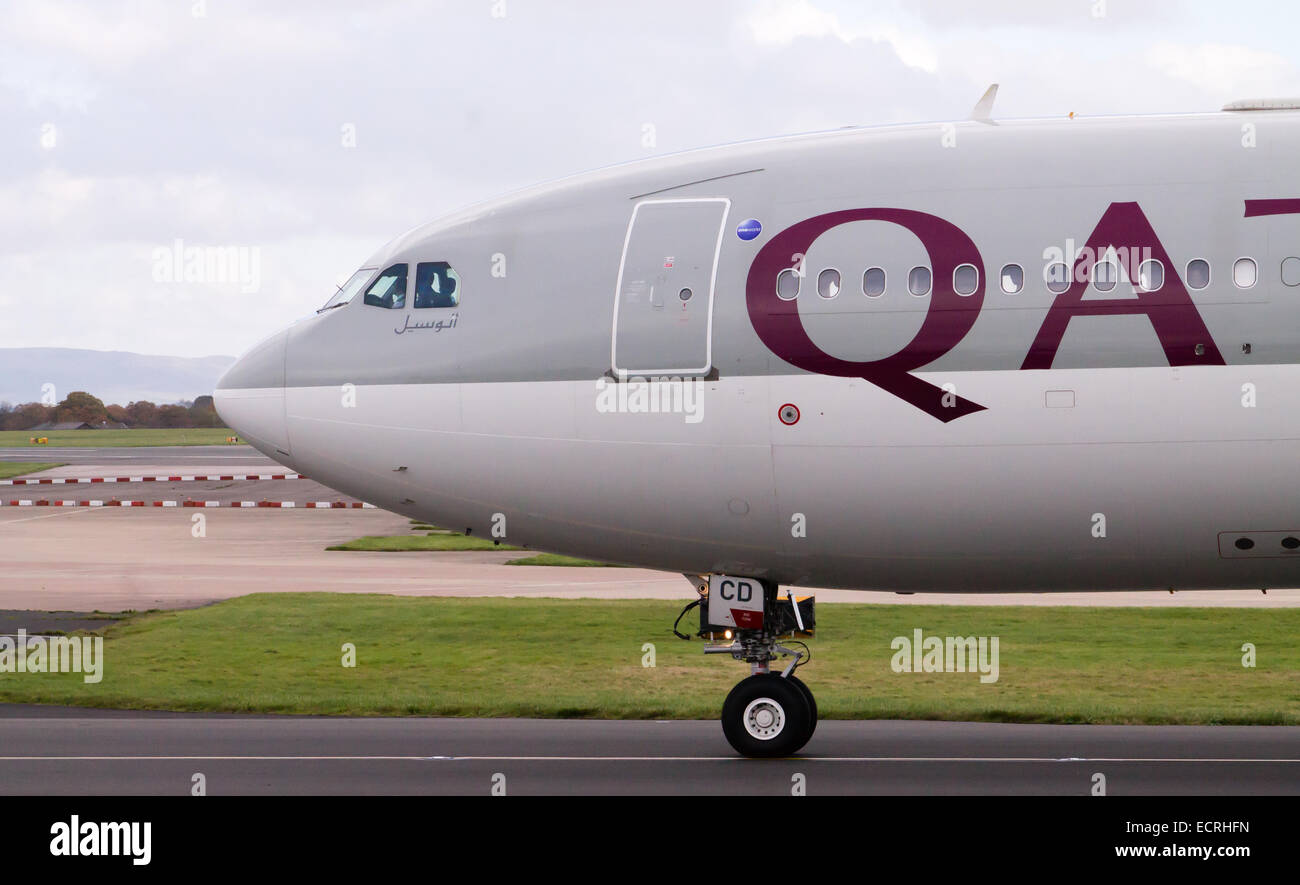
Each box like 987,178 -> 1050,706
215,92 -> 1300,755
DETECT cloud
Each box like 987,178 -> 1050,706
1,0 -> 1297,358
0,0 -> 171,70
745,0 -> 939,72
1146,42 -> 1296,100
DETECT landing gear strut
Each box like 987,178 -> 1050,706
677,575 -> 816,758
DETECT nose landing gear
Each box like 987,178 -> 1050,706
676,575 -> 817,758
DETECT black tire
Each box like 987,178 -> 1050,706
787,674 -> 818,744
721,674 -> 813,758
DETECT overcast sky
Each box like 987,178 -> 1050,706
2,0 -> 1299,358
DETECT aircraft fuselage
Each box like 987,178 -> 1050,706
216,109 -> 1300,593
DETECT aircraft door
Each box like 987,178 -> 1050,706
612,198 -> 730,376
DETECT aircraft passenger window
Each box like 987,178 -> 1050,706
414,262 -> 461,308
863,266 -> 886,297
1000,264 -> 1023,294
1093,260 -> 1117,292
1186,259 -> 1210,290
953,263 -> 979,296
1281,257 -> 1300,287
1138,259 -> 1164,292
320,268 -> 374,312
1233,257 -> 1257,289
1045,262 -> 1070,293
776,269 -> 800,301
817,268 -> 841,299
908,266 -> 931,297
362,264 -> 408,309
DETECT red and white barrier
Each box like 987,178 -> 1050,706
0,473 -> 304,486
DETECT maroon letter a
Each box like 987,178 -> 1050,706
1021,202 -> 1225,370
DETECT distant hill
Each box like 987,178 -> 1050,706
0,348 -> 236,407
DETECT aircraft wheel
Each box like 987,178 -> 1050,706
721,674 -> 813,758
787,674 -> 818,745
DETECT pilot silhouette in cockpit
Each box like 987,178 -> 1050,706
416,264 -> 459,308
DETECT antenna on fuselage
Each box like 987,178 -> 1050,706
969,83 -> 998,123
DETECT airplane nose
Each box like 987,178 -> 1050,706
214,328 -> 291,459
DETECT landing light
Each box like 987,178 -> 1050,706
724,630 -> 733,640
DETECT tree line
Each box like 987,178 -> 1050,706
0,392 -> 226,430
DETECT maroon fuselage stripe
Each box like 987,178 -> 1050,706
1244,198 -> 1300,217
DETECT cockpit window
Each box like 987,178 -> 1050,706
363,264 -> 408,309
319,268 -> 374,312
414,262 -> 460,308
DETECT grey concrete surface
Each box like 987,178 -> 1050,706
0,711 -> 1293,795
0,445 -> 278,467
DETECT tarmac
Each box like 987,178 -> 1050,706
0,445 -> 279,467
0,709 -> 1293,795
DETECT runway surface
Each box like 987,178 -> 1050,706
1,462 -> 360,508
0,445 -> 279,467
0,707 -> 1294,795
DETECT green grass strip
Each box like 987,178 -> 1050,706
0,428 -> 236,448
2,594 -> 1295,723
327,534 -> 520,552
0,462 -> 65,480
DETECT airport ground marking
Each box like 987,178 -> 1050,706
0,473 -> 304,485
2,499 -> 375,508
0,755 -> 1297,763
0,507 -> 95,525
